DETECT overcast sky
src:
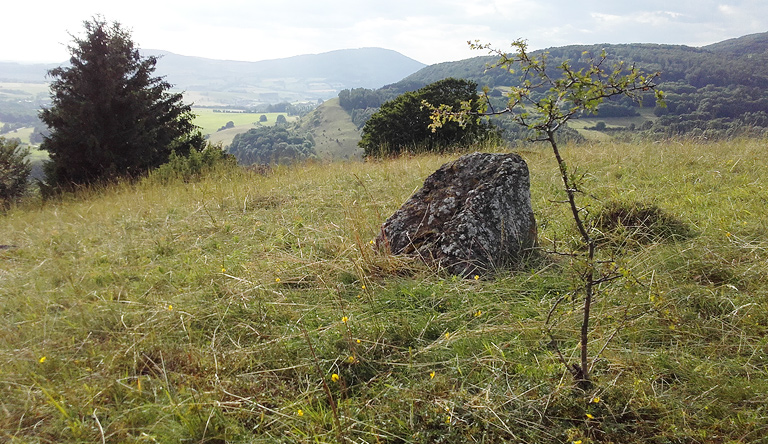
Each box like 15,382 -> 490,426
3,1 -> 767,65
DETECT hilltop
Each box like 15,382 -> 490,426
1,139 -> 766,442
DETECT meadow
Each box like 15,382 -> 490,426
1,139 -> 766,443
191,109 -> 297,150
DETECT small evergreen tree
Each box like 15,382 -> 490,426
39,17 -> 202,188
0,137 -> 31,207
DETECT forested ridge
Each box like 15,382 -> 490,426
340,32 -> 768,139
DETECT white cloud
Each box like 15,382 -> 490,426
1,0 -> 767,64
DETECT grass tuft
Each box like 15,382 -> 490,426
1,139 -> 767,442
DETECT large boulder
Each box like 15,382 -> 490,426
376,152 -> 537,276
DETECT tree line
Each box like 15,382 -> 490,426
367,36 -> 768,140
227,125 -> 316,165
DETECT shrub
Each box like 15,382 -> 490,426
594,201 -> 695,246
146,144 -> 235,184
359,78 -> 496,157
0,137 -> 31,207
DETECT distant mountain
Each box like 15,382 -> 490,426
147,47 -> 425,90
0,62 -> 58,83
389,32 -> 767,91
0,48 -> 426,104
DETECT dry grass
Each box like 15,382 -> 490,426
1,139 -> 767,442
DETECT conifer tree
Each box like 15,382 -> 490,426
39,17 -> 202,188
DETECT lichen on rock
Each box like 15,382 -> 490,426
376,152 -> 538,276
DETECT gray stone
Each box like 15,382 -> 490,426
376,152 -> 537,276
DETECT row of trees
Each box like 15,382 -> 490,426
227,125 -> 316,165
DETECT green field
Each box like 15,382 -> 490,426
0,82 -> 49,99
191,108 -> 298,148
569,109 -> 657,141
1,126 -> 35,144
192,108 -> 292,135
1,139 -> 767,442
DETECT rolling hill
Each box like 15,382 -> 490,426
0,47 -> 426,105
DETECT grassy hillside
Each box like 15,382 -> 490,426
1,140 -> 767,442
299,98 -> 363,160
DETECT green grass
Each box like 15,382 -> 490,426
192,108 -> 293,136
1,139 -> 767,442
569,109 -> 657,141
0,82 -> 49,98
2,126 -> 35,145
192,108 -> 299,148
298,98 -> 363,161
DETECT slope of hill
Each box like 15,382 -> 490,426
361,32 -> 768,140
2,140 -> 767,442
704,31 -> 768,55
297,97 -> 362,160
0,62 -> 59,82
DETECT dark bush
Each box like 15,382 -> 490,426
0,137 -> 31,207
594,201 -> 695,246
146,144 -> 235,184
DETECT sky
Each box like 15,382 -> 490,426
3,0 -> 768,65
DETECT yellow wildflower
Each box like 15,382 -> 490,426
38,356 -> 46,363
221,267 -> 226,273
430,371 -> 436,379
167,304 -> 173,311
474,310 -> 482,317
341,316 -> 349,324
591,396 -> 600,404
275,277 -> 280,283
573,441 -> 583,444
297,409 -> 304,416
331,373 -> 339,382
347,356 -> 355,363
586,413 -> 595,420
474,275 -> 479,280
445,332 -> 450,339
356,339 -> 361,344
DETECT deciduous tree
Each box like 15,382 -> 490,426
360,78 -> 496,157
432,40 -> 664,387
